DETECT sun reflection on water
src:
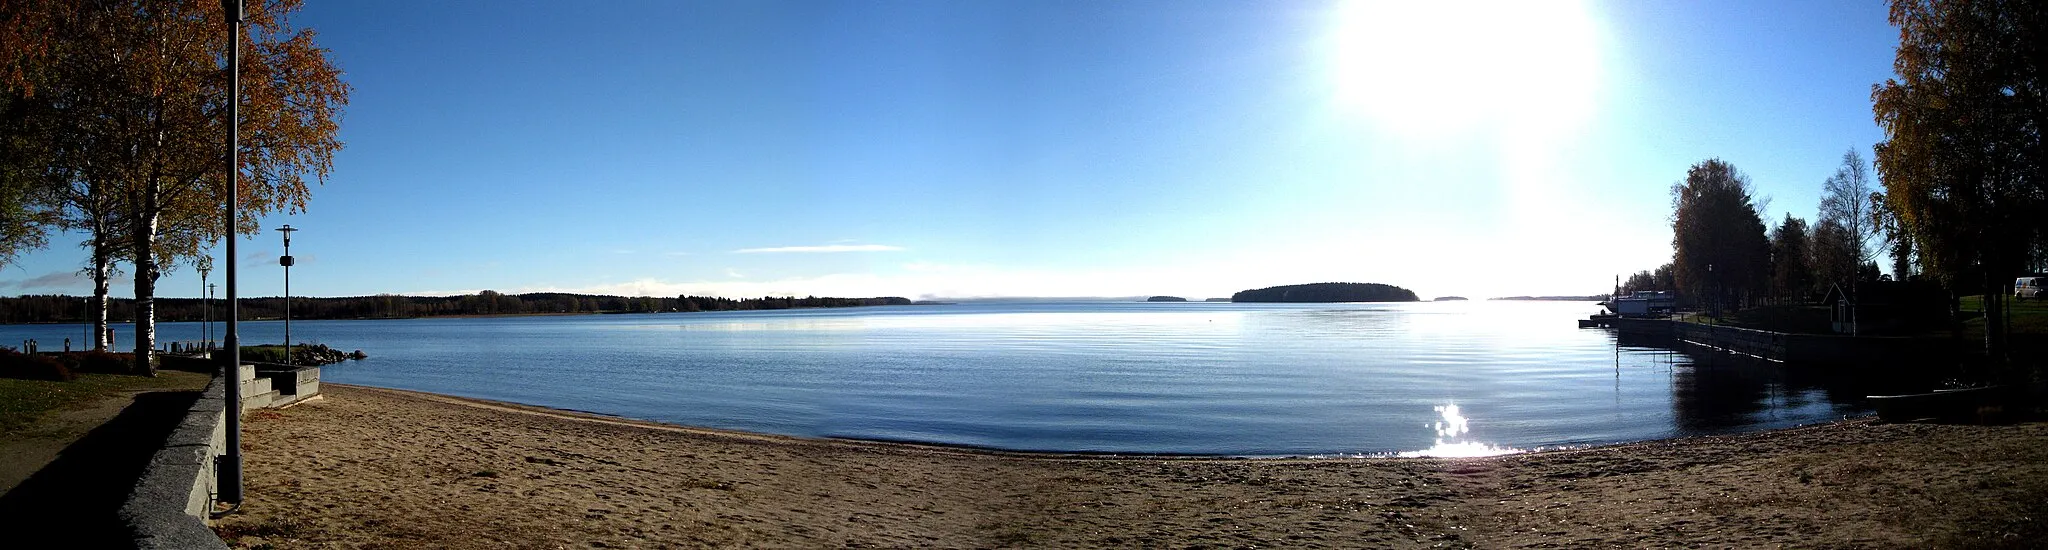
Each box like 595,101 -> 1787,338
1398,403 -> 1522,458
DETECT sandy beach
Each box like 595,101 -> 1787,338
214,384 -> 2048,548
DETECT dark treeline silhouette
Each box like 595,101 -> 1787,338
1492,295 -> 1610,302
1232,282 -> 1418,303
0,292 -> 914,324
1619,264 -> 1678,295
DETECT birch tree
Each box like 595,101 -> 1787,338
15,0 -> 347,373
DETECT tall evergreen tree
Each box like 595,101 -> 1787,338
1769,215 -> 1815,300
1671,159 -> 1771,313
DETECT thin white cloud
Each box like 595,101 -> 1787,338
4,270 -> 85,290
732,244 -> 905,254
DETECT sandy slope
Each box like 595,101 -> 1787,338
214,384 -> 2048,548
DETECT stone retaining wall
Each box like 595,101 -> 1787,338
1675,322 -> 1787,360
117,372 -> 231,549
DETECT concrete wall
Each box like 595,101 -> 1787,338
1675,322 -> 1787,361
117,372 -> 231,549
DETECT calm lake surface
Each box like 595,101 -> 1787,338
1,301 -> 1926,456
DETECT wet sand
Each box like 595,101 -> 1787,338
214,384 -> 2048,548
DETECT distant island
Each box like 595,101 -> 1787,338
1146,296 -> 1188,302
1204,298 -> 1231,302
1231,282 -> 1419,303
1433,296 -> 1469,301
1490,295 -> 1608,302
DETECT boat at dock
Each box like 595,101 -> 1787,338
1581,291 -> 1676,328
1866,386 -> 2005,423
1599,291 -> 1676,317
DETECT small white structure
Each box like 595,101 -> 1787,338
1603,291 -> 1676,317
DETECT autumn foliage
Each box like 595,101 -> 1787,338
2,0 -> 348,373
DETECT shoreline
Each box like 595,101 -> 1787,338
337,383 -> 1856,460
215,384 -> 2048,548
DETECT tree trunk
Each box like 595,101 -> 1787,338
1984,271 -> 2007,359
90,226 -> 112,351
130,207 -> 159,377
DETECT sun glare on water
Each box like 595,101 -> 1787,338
1327,0 -> 1602,136
1399,403 -> 1522,458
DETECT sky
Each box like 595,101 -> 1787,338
0,0 -> 1902,301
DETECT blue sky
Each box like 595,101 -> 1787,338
1,0 -> 1899,300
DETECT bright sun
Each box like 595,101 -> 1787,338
1328,0 -> 1602,135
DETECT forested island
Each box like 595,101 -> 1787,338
1230,283 -> 1419,303
0,293 -> 913,324
1146,296 -> 1187,302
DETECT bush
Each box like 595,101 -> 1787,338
53,351 -> 132,374
0,349 -> 77,382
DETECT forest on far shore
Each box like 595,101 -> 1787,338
0,292 -> 914,324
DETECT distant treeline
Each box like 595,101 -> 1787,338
0,292 -> 914,324
1491,295 -> 1609,301
1232,282 -> 1418,303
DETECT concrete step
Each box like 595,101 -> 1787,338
240,377 -> 272,399
242,390 -> 278,411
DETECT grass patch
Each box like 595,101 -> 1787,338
239,345 -> 291,364
1961,295 -> 2048,335
0,371 -> 207,438
238,343 -> 360,365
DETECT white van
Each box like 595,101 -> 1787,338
2019,277 -> 2045,300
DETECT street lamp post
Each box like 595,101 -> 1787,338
1707,264 -> 1717,319
278,224 -> 297,365
206,282 -> 217,350
221,0 -> 246,506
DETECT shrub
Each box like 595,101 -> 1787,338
57,351 -> 132,374
0,349 -> 77,382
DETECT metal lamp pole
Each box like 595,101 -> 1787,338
207,282 -> 217,349
1707,264 -> 1716,319
221,0 -> 245,506
277,225 -> 297,365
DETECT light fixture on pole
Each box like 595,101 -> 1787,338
277,224 -> 297,365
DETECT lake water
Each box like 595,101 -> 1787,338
0,301 -> 1929,456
